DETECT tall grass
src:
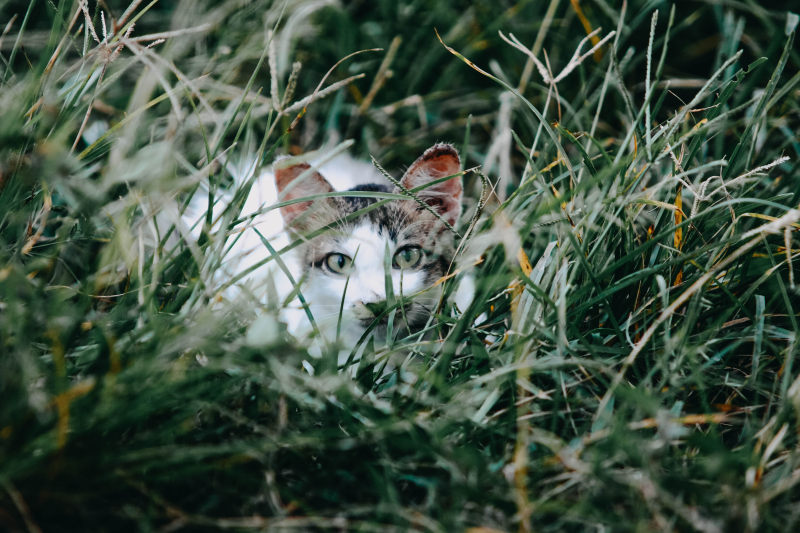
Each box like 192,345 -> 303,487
1,1 -> 799,531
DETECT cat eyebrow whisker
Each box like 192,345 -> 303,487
394,209 -> 411,231
332,217 -> 350,236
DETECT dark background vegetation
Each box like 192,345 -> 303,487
1,0 -> 799,531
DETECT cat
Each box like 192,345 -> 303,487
179,143 -> 469,368
274,143 -> 464,355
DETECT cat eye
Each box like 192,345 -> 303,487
324,253 -> 353,274
393,246 -> 423,269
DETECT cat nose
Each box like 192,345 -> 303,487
364,300 -> 386,317
352,298 -> 386,320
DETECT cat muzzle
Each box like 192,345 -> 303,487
353,300 -> 415,328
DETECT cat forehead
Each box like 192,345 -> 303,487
336,194 -> 420,241
331,223 -> 399,260
347,223 -> 394,252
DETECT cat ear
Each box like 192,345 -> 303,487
274,159 -> 335,227
399,143 -> 462,226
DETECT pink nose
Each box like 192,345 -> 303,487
353,298 -> 386,319
363,300 -> 386,317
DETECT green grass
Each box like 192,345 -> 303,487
2,1 -> 800,531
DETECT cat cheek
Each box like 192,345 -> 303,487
395,271 -> 423,294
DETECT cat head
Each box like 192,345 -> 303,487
274,144 -> 463,342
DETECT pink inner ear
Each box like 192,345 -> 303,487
429,159 -> 455,174
402,145 -> 461,187
400,144 -> 463,225
274,162 -> 333,226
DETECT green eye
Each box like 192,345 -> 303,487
393,246 -> 423,269
324,253 -> 353,274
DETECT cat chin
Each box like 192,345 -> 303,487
282,298 -> 440,373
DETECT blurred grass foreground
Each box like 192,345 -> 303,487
2,0 -> 800,531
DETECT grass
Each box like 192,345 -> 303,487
2,0 -> 800,531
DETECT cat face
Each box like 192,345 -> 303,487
274,144 -> 463,345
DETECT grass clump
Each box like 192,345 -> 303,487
1,1 -> 800,531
